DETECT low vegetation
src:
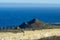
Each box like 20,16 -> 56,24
38,36 -> 60,40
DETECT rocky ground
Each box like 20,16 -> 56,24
0,29 -> 60,40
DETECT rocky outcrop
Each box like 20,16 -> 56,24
19,18 -> 46,30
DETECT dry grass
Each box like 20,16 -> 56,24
0,29 -> 60,40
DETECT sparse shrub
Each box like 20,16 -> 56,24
38,36 -> 60,40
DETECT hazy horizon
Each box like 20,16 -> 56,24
0,3 -> 60,8
0,0 -> 60,7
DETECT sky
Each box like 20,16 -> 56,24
0,0 -> 60,7
0,0 -> 60,4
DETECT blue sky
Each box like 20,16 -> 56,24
0,0 -> 60,4
0,0 -> 60,7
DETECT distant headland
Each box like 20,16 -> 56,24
0,18 -> 60,32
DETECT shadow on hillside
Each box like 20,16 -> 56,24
38,36 -> 60,40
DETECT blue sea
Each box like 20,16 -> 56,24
0,7 -> 60,26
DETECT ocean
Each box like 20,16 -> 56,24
0,7 -> 60,26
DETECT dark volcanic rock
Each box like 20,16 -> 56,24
19,22 -> 31,29
19,18 -> 46,30
28,18 -> 46,29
